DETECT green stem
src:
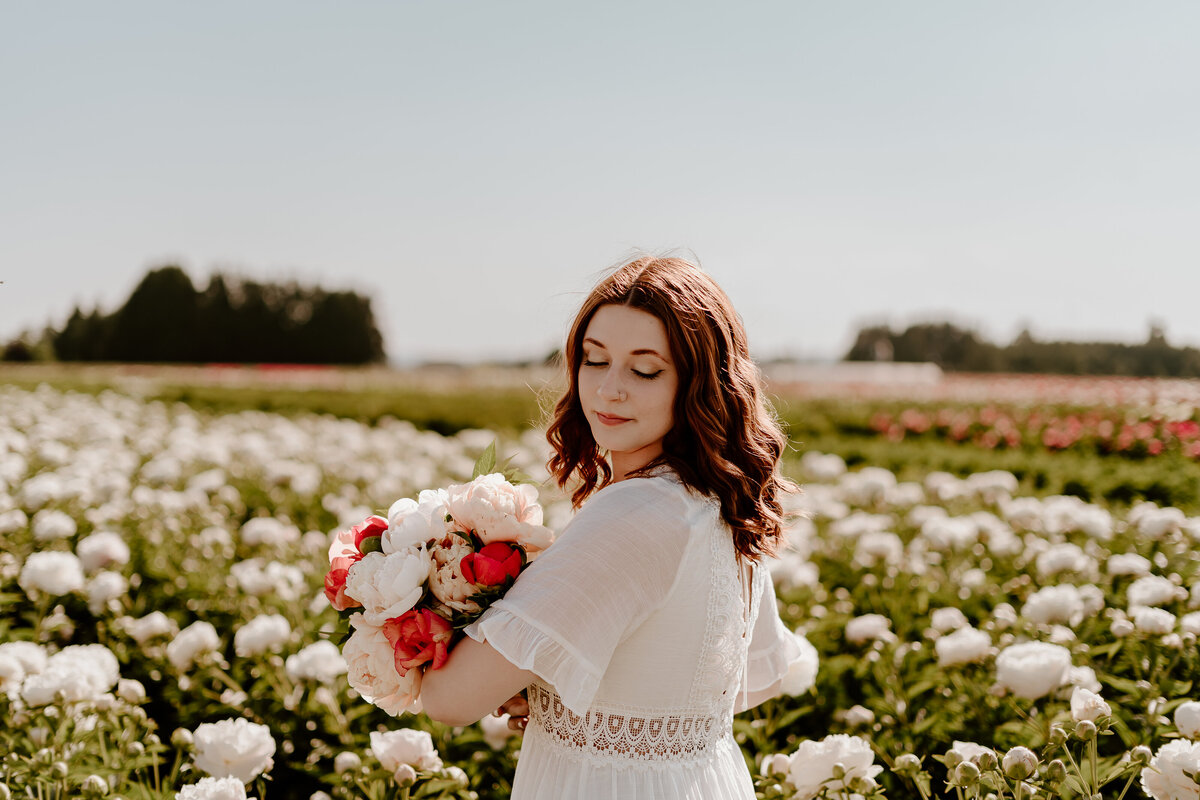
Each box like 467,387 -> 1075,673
1113,768 -> 1140,800
1089,736 -> 1098,794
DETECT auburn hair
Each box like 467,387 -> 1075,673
546,254 -> 796,561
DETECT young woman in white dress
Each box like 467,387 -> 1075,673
422,255 -> 806,799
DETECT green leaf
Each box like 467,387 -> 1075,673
472,441 -> 497,478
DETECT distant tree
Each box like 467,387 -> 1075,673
844,320 -> 1200,377
107,266 -> 200,362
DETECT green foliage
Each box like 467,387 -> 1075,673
845,320 -> 1200,377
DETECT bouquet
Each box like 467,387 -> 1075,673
323,446 -> 554,715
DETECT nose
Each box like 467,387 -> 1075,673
596,367 -> 624,401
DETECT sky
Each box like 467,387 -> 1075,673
2,1 -> 1198,364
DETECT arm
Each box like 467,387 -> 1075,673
420,636 -> 536,727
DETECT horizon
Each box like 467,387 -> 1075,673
3,1 -> 1198,362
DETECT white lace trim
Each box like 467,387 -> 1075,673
527,682 -> 733,764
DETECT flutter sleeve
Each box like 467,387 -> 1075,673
737,562 -> 812,708
463,477 -> 691,715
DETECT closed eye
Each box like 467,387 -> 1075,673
633,369 -> 662,380
582,360 -> 607,368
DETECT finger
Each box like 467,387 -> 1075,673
507,715 -> 528,732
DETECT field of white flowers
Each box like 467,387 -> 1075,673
2,384 -> 1199,800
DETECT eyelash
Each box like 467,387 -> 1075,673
581,360 -> 662,380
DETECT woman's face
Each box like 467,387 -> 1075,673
577,304 -> 679,480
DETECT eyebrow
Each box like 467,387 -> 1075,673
582,337 -> 667,358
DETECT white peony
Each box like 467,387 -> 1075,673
935,626 -> 992,667
192,717 -> 275,782
239,516 -> 300,547
0,640 -> 48,675
1141,739 -> 1200,800
443,473 -> 554,554
1129,575 -> 1187,608
32,509 -> 77,541
343,614 -> 421,716
784,734 -> 883,800
75,531 -> 131,572
480,713 -> 515,750
1133,607 -> 1177,634
285,640 -> 348,684
948,741 -> 996,764
175,776 -> 247,800
1173,701 -> 1200,739
1035,542 -> 1093,577
0,653 -> 24,698
779,632 -> 820,695
994,641 -> 1072,700
344,550 -> 430,627
19,550 -> 85,597
386,489 -> 450,552
1107,552 -> 1152,577
930,607 -> 969,633
125,611 -> 177,644
1022,584 -> 1085,627
167,621 -> 221,671
1070,686 -> 1111,722
370,728 -> 443,773
87,570 -> 128,613
845,614 -> 895,644
1182,612 -> 1200,636
233,614 -> 292,657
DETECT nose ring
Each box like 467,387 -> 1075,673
617,389 -> 627,401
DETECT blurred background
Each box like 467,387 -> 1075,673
2,1 -> 1199,370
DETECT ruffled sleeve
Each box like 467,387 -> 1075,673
741,563 -> 806,695
463,477 -> 692,715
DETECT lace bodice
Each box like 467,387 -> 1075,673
462,472 -> 799,798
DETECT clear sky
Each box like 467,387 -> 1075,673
2,1 -> 1198,364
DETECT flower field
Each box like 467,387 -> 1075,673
3,383 -> 1200,800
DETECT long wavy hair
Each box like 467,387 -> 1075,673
546,255 -> 796,561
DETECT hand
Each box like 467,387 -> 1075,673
495,692 -> 529,732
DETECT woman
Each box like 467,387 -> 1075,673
422,255 -> 805,799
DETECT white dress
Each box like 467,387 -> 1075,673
463,469 -> 804,800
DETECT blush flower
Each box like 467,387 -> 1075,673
443,473 -> 553,554
343,614 -> 421,716
427,533 -> 481,613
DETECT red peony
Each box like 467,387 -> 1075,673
352,515 -> 389,554
382,608 -> 454,676
460,542 -> 522,587
324,555 -> 363,611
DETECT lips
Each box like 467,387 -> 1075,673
596,412 -> 631,425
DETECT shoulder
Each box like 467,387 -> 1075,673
557,475 -> 700,550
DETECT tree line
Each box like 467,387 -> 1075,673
3,266 -> 385,364
845,322 -> 1200,378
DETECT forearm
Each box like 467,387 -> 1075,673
420,636 -> 537,727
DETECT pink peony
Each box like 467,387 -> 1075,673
343,614 -> 422,716
443,473 -> 553,554
383,608 -> 454,676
